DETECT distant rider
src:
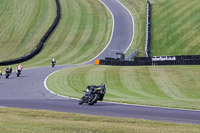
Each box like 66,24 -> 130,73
6,66 -> 12,74
16,64 -> 23,73
52,58 -> 56,64
51,58 -> 56,67
9,65 -> 12,73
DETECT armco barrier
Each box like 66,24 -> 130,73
98,55 -> 200,66
0,0 -> 61,65
145,0 -> 151,57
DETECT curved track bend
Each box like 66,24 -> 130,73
0,0 -> 200,124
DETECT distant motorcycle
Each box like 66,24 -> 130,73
79,85 -> 106,105
51,61 -> 56,67
16,69 -> 21,77
5,70 -> 10,79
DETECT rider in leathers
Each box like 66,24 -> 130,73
5,66 -> 12,74
86,83 -> 106,101
16,64 -> 23,73
51,58 -> 56,65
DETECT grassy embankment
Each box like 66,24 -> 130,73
0,0 -> 56,71
0,0 -> 112,71
0,107 -> 200,133
0,0 -> 56,61
121,0 -> 200,57
1,0 -> 200,131
47,0 -> 200,110
151,0 -> 200,56
22,0 -> 112,67
47,65 -> 200,110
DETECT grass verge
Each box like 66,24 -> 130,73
151,0 -> 200,56
0,0 -> 112,71
0,107 -> 200,133
47,65 -> 200,110
20,0 -> 112,67
0,0 -> 56,61
120,0 -> 200,57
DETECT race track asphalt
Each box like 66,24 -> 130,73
1,0 -> 200,124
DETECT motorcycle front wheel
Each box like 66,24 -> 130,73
79,96 -> 85,105
88,94 -> 98,105
52,63 -> 55,67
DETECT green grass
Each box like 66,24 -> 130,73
21,0 -> 112,67
0,107 -> 200,133
47,65 -> 200,110
0,0 -> 112,71
151,0 -> 200,56
1,0 -> 200,129
120,0 -> 200,57
119,0 -> 146,57
0,0 -> 56,61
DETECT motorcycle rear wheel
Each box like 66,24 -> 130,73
17,72 -> 20,77
5,74 -> 9,78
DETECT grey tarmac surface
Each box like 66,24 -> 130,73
1,0 -> 200,124
94,0 -> 133,60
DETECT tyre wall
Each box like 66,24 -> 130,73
99,55 -> 200,66
0,0 -> 61,65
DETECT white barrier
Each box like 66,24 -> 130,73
145,1 -> 151,57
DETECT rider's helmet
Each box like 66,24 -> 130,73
101,83 -> 105,86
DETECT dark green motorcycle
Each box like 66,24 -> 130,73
79,84 -> 106,105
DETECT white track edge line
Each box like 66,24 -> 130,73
81,0 -> 115,65
43,0 -> 124,100
43,0 -> 115,99
44,70 -> 68,99
43,0 -> 200,112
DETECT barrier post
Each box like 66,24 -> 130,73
95,59 -> 100,65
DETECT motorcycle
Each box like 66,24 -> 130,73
5,71 -> 10,79
79,86 -> 106,105
52,62 -> 55,67
16,69 -> 21,77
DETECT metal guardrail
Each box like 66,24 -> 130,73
145,0 -> 151,57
